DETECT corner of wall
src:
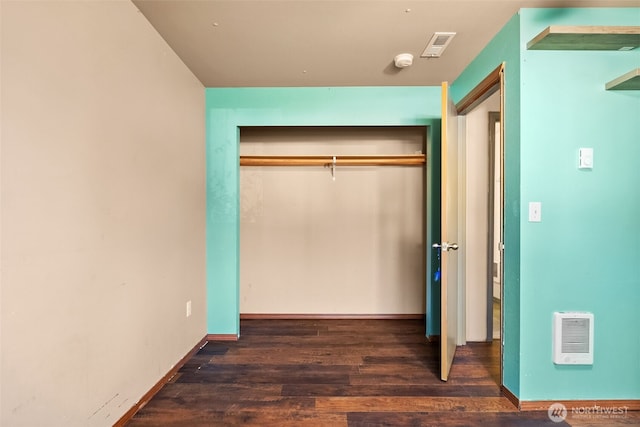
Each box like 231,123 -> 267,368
452,10 -> 522,397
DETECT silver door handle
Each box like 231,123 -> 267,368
432,242 -> 459,251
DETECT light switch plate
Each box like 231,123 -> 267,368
529,202 -> 541,222
579,148 -> 594,169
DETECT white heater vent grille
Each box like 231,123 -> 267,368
561,318 -> 590,353
553,312 -> 594,365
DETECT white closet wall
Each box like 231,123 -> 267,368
240,127 -> 426,315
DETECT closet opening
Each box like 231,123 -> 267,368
238,126 -> 427,323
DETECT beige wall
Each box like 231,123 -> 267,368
240,127 -> 425,315
1,2 -> 205,426
461,92 -> 500,342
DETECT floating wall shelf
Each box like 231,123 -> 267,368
527,26 -> 640,50
606,68 -> 640,90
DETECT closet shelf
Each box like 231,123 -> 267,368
239,154 -> 426,167
527,26 -> 640,50
605,68 -> 640,90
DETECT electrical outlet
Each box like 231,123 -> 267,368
186,300 -> 192,317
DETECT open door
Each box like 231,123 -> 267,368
436,82 -> 460,381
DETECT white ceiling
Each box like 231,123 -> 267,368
133,1 -> 637,87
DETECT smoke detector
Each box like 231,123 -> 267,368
394,53 -> 413,68
421,32 -> 456,58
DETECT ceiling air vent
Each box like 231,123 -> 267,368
421,32 -> 456,58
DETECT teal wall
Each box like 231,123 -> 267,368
454,7 -> 640,401
452,12 -> 522,397
205,87 -> 442,336
518,8 -> 640,401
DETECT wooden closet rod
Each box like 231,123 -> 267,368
240,154 -> 425,167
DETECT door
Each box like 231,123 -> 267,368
437,82 -> 460,381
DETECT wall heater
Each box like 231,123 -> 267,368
553,312 -> 594,365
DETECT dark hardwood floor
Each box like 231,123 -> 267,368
127,319 -> 636,426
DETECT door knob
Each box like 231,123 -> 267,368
432,242 -> 459,251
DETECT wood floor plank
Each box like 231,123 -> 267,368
128,410 -> 349,427
176,363 -> 353,385
149,382 -> 283,400
211,348 -> 365,365
315,396 -> 519,413
282,384 -> 502,398
347,411 -> 568,427
219,411 -> 348,427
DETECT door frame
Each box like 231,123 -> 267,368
238,125 -> 428,318
455,63 -> 505,385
